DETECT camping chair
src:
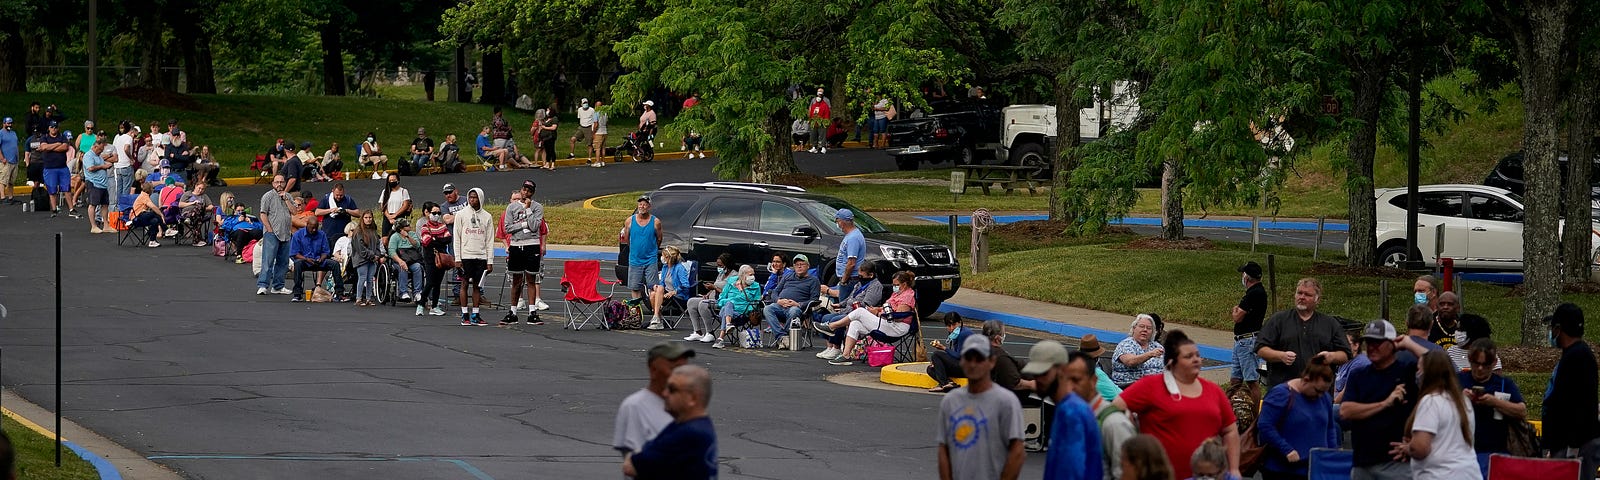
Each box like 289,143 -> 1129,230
249,154 -> 271,176
113,193 -> 148,247
867,307 -> 923,363
647,260 -> 695,330
1306,448 -> 1352,480
1487,454 -> 1583,480
560,260 -> 620,330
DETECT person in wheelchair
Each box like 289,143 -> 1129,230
710,265 -> 763,350
389,218 -> 427,310
350,211 -> 385,306
822,271 -> 917,366
812,262 -> 883,361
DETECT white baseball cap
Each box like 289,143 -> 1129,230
642,100 -> 655,107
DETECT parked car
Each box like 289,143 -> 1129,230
884,100 -> 1003,171
1482,151 -> 1600,218
1366,183 -> 1600,270
644,182 -> 961,315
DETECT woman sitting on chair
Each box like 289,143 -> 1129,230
684,253 -> 734,343
129,181 -> 165,248
710,265 -> 763,349
647,245 -> 692,329
822,271 -> 917,366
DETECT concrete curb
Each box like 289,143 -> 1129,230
0,407 -> 122,480
935,303 -> 1235,364
1,391 -> 182,480
878,362 -> 969,389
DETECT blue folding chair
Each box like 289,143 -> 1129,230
114,193 -> 148,247
1307,448 -> 1352,480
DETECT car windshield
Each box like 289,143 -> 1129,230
801,200 -> 890,234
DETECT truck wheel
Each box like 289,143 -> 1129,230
894,155 -> 919,171
1008,142 -> 1049,177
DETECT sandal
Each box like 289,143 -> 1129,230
926,383 -> 958,393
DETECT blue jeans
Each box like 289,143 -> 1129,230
763,303 -> 804,337
627,262 -> 660,293
411,154 -> 429,171
1231,337 -> 1260,382
114,167 -> 133,195
256,234 -> 291,290
355,263 -> 377,300
398,262 -> 423,296
718,302 -> 750,331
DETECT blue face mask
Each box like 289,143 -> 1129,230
892,285 -> 901,293
1413,292 -> 1428,305
716,267 -> 726,275
1550,329 -> 1559,347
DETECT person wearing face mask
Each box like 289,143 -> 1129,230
417,201 -> 453,316
807,88 -> 831,154
825,271 -> 915,366
1541,303 -> 1600,471
711,265 -> 763,350
1018,341 -> 1103,479
360,132 -> 388,179
571,98 -> 595,160
1256,357 -> 1338,480
684,253 -> 734,343
1230,261 -> 1268,408
378,175 -> 411,237
1411,275 -> 1440,312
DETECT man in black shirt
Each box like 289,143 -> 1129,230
1429,291 -> 1462,350
410,127 -> 434,173
1340,320 -> 1418,480
281,145 -> 304,194
1231,261 -> 1268,406
1543,303 -> 1600,474
1255,277 -> 1352,387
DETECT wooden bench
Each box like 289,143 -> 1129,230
959,164 -> 1047,195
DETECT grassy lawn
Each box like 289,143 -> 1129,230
477,203 -> 631,247
1,417 -> 99,480
590,186 -> 1055,212
0,94 -> 619,181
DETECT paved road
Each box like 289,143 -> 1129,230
0,151 -> 1073,480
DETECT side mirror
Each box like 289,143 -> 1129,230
792,226 -> 819,237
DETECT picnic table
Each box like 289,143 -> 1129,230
959,164 -> 1047,195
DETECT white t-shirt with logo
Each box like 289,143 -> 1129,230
1410,392 -> 1482,480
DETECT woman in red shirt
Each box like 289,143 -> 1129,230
1114,329 -> 1242,480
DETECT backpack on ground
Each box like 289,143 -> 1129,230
30,187 -> 49,212
397,159 -> 417,176
440,151 -> 464,173
601,299 -> 629,330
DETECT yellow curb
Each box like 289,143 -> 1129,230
583,193 -> 635,212
2,407 -> 65,441
879,362 -> 969,389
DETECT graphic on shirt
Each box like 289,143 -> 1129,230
949,406 -> 989,450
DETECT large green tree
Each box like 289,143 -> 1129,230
610,0 -> 968,182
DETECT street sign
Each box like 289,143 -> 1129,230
950,171 -> 966,194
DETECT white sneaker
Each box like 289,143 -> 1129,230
684,333 -> 702,341
820,147 -> 827,154
816,347 -> 841,359
775,337 -> 789,350
429,306 -> 446,316
534,299 -> 549,311
698,152 -> 706,158
273,287 -> 293,295
415,305 -> 425,316
646,320 -> 665,330
256,287 -> 268,295
147,240 -> 160,248
808,147 -> 818,153
371,172 -> 381,180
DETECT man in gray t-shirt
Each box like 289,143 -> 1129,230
937,334 -> 1025,480
255,175 -> 297,294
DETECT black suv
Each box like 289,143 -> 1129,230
644,182 -> 960,315
885,99 -> 1003,171
1483,151 -> 1600,218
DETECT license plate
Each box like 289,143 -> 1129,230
941,278 -> 953,291
906,145 -> 924,153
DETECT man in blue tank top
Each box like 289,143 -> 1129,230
624,195 -> 663,327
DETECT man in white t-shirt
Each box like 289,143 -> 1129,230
110,121 -> 136,198
571,98 -> 596,160
613,342 -> 695,477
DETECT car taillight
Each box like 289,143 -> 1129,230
934,128 -> 949,138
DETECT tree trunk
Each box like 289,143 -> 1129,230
750,111 -> 800,183
1509,0 -> 1578,344
185,31 -> 217,94
320,22 -> 346,96
1050,74 -> 1081,224
136,10 -> 164,89
1161,160 -> 1184,240
1344,67 -> 1385,267
423,70 -> 436,101
481,47 -> 505,105
1562,49 -> 1599,282
0,17 -> 25,92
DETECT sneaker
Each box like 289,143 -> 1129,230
820,147 -> 827,154
813,322 -> 835,335
147,240 -> 160,248
568,153 -> 576,159
808,147 -> 818,153
828,357 -> 854,366
472,317 -> 488,326
775,336 -> 789,350
698,152 -> 706,158
684,333 -> 701,341
816,347 -> 841,359
534,299 -> 549,311
430,307 -> 446,316
256,287 -> 268,295
194,241 -> 207,247
164,228 -> 178,237
273,288 -> 293,295
500,312 -> 517,326
646,320 -> 665,330
290,297 -> 303,302
528,317 -> 546,326
698,333 -> 716,343
415,305 -> 425,316
400,293 -> 412,302
68,210 -> 81,219
236,257 -> 245,264
371,173 -> 382,180
460,318 -> 474,326
260,171 -> 269,177
712,339 -> 726,349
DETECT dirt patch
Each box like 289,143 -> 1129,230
1503,281 -> 1600,297
108,87 -> 202,111
1121,236 -> 1216,251
773,173 -> 842,189
1498,344 -> 1600,373
1303,262 -> 1415,279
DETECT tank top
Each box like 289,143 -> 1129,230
628,215 -> 659,267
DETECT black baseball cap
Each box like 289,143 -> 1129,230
636,194 -> 650,203
1548,303 -> 1585,334
1237,261 -> 1262,280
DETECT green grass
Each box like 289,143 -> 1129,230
477,202 -> 631,247
0,94 -> 614,180
1504,372 -> 1552,419
1,418 -> 99,480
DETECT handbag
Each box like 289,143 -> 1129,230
434,251 -> 455,269
1239,388 -> 1296,477
866,342 -> 896,367
1502,378 -> 1542,456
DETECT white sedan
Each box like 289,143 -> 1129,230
1366,184 -> 1600,270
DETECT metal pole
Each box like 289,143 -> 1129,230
1267,254 -> 1277,312
87,0 -> 99,124
1314,216 -> 1325,260
54,233 -> 61,467
1380,278 -> 1390,321
1252,216 -> 1260,253
948,215 -> 958,255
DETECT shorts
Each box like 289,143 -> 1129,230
492,138 -> 509,149
627,262 -> 660,292
572,127 -> 593,145
44,167 -> 70,194
0,162 -> 15,186
1230,337 -> 1260,382
460,259 -> 488,292
593,134 -> 608,148
507,245 -> 542,274
86,186 -> 108,206
871,117 -> 888,134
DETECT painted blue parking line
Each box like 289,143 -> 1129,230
936,303 -> 1234,364
146,455 -> 495,480
65,440 -> 123,480
916,215 -> 1350,232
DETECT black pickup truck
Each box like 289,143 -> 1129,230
884,100 -> 1003,170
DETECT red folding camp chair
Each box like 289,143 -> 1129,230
1487,453 -> 1583,480
560,260 -> 620,330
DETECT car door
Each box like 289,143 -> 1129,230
1413,191 -> 1470,264
1465,193 -> 1525,268
689,197 -> 762,279
756,200 -> 828,277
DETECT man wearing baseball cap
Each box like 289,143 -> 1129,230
409,127 -> 434,173
439,183 -> 468,227
0,117 -> 18,204
937,334 -> 1025,480
1020,340 -> 1105,480
1543,303 -> 1599,470
613,341 -> 696,469
1340,319 -> 1418,480
501,179 -> 549,324
36,120 -> 73,217
832,208 -> 866,302
1230,261 -> 1268,407
762,253 -> 820,348
571,98 -> 595,160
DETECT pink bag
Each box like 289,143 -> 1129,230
241,239 -> 257,262
866,344 -> 897,367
